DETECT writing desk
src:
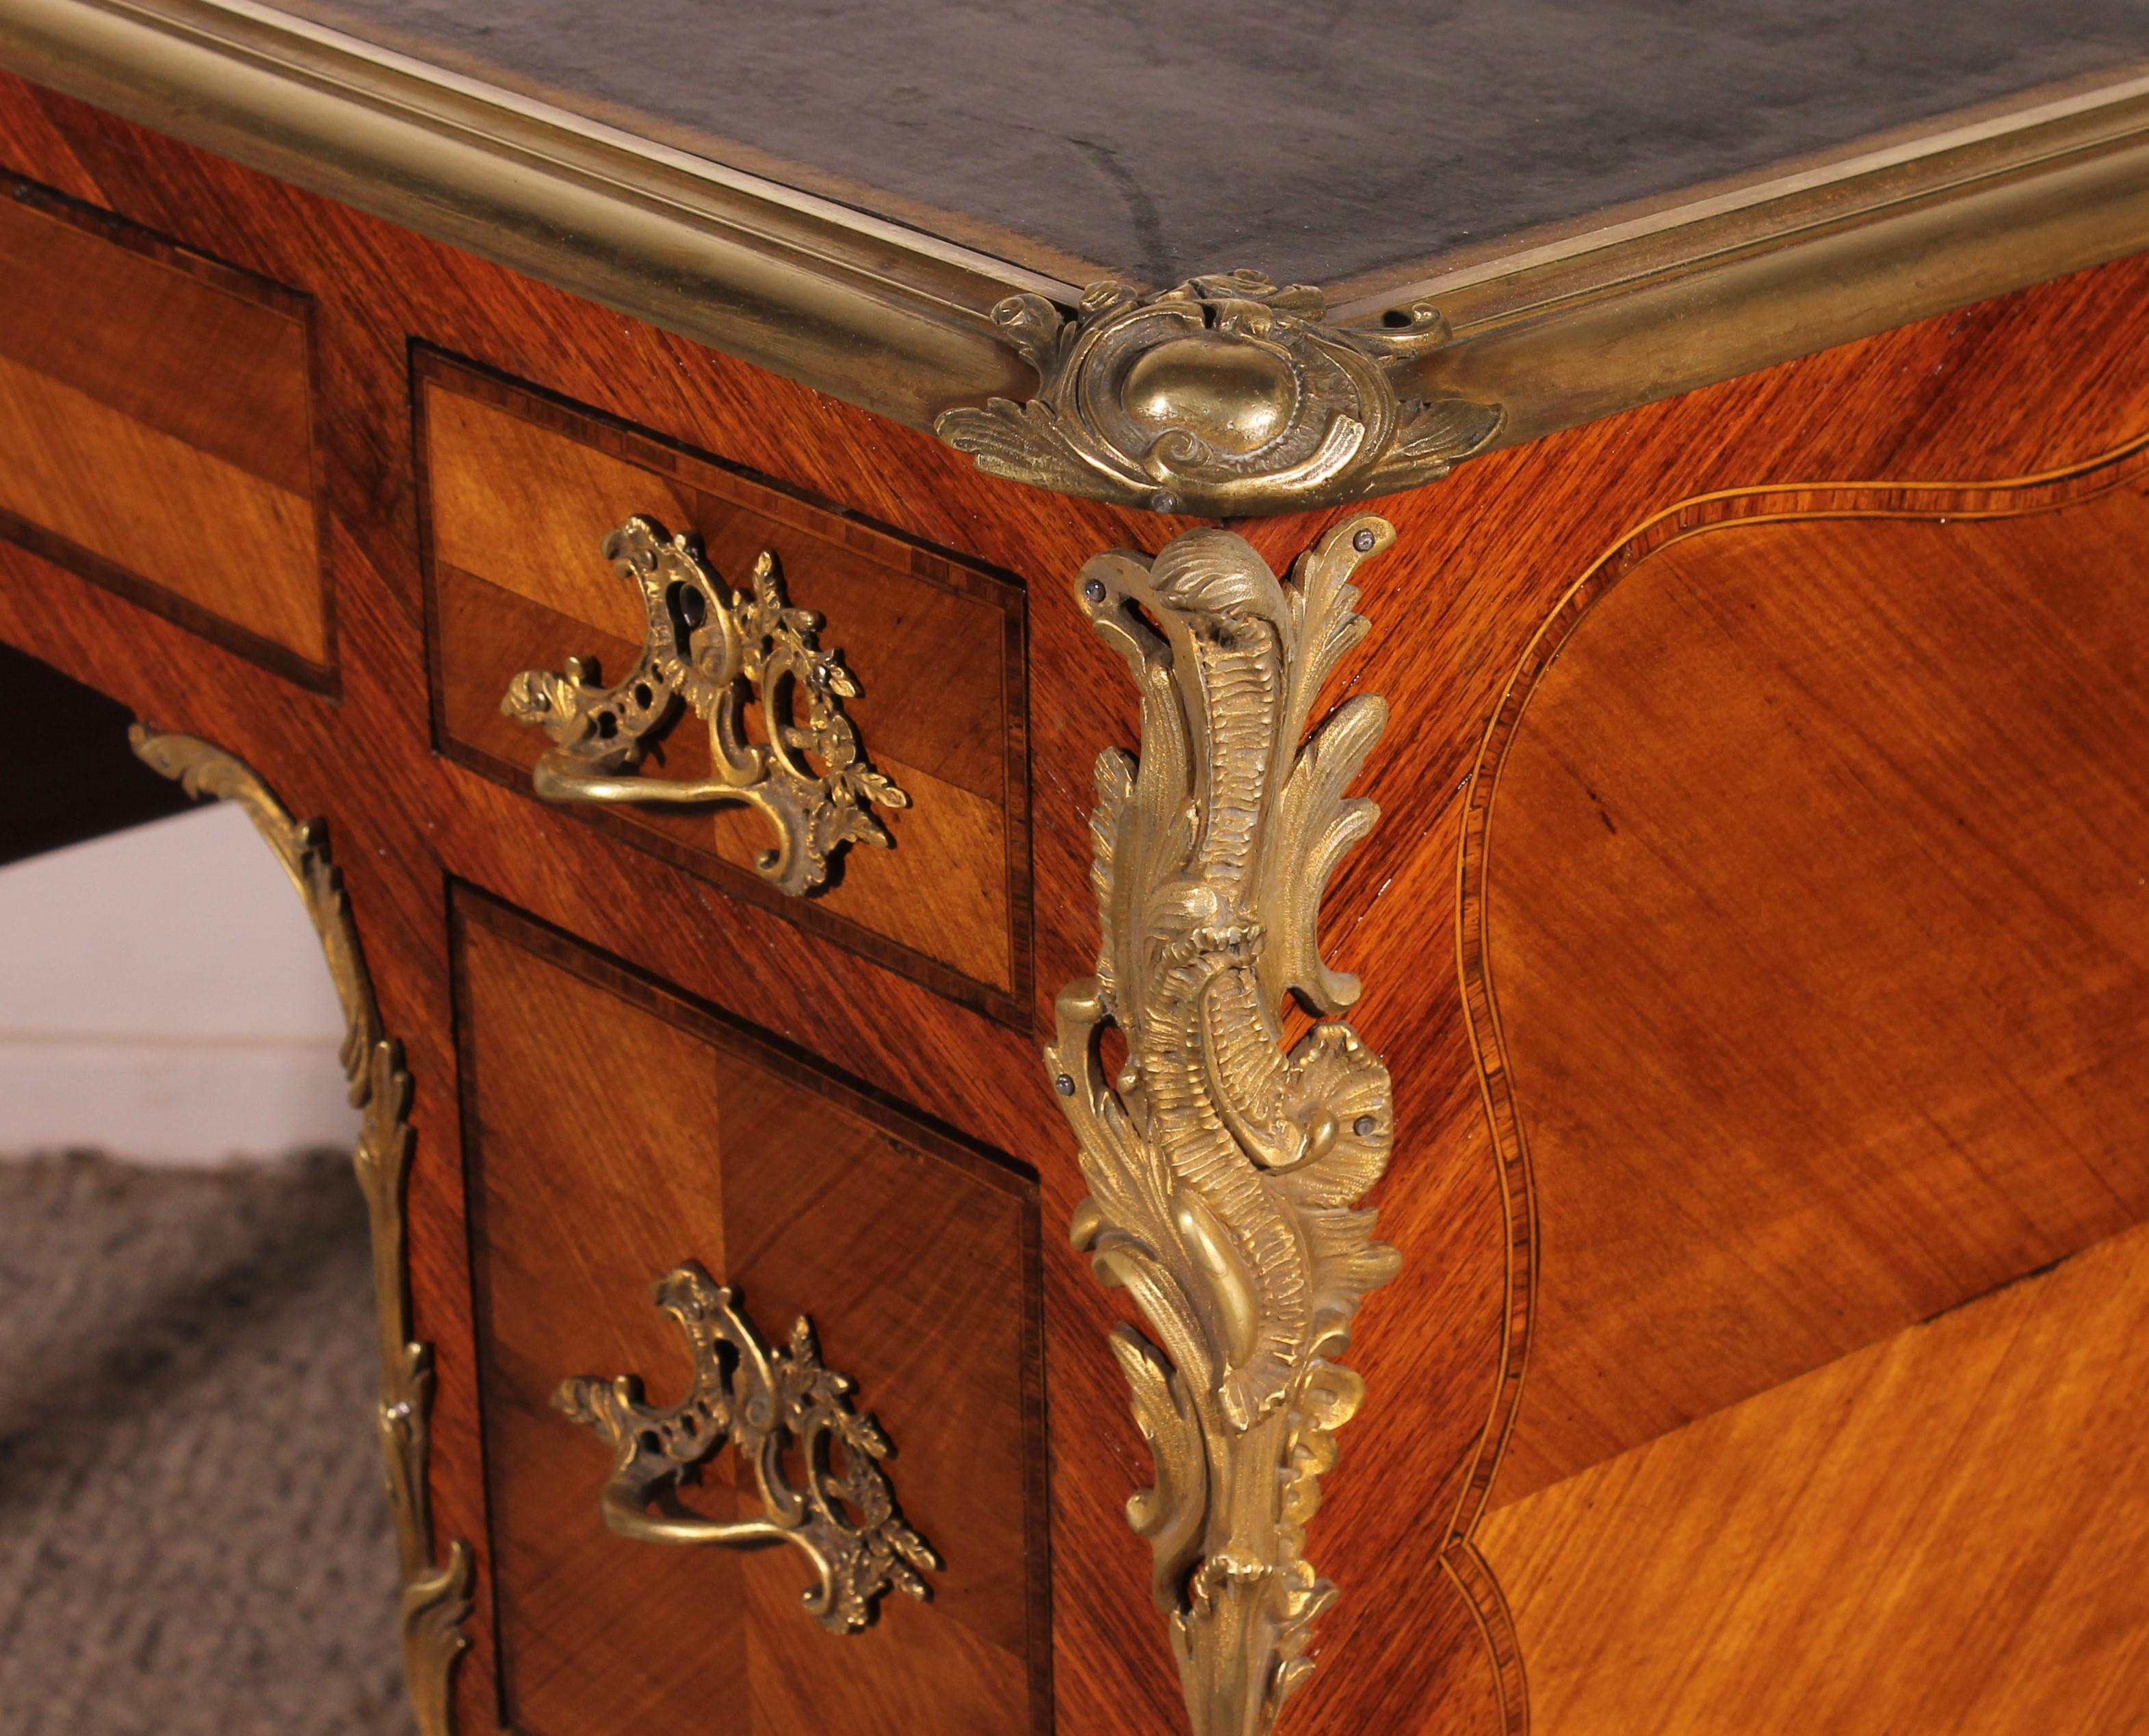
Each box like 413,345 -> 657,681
3,5 -> 2147,1729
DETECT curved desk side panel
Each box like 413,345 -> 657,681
1462,442 -> 2149,1726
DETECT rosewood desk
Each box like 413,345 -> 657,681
4,4 -> 2149,1730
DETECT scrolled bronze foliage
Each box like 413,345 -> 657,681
936,272 -> 1500,515
503,515 -> 908,896
1046,519 -> 1403,1734
556,1260 -> 939,1634
129,728 -> 474,1735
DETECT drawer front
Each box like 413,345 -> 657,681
0,177 -> 328,685
452,890 -> 1047,1734
417,351 -> 1030,1023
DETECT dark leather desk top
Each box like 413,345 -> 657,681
283,0 -> 2149,286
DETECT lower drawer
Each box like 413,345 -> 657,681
450,889 -> 1047,1733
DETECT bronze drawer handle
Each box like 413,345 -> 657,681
554,1260 -> 939,1635
502,515 -> 908,898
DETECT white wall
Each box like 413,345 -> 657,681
0,803 -> 359,1162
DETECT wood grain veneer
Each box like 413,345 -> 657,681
1463,441 -> 2149,1502
454,890 -> 1047,1734
417,352 -> 1031,1022
0,176 -> 328,684
1478,1215 -> 2149,1733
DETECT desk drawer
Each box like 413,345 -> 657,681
0,177 -> 328,686
452,890 -> 1047,1733
417,352 -> 1030,1024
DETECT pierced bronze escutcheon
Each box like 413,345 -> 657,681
502,516 -> 909,897
554,1260 -> 939,1634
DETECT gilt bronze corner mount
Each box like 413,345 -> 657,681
936,272 -> 1500,515
556,1260 -> 939,1635
1046,518 -> 1403,1733
502,515 -> 909,897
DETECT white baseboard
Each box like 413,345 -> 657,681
0,1039 -> 357,1163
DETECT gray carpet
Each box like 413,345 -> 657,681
0,1152 -> 409,1735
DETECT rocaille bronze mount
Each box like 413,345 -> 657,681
129,728 -> 475,1736
936,272 -> 1502,515
556,1261 -> 940,1635
502,515 -> 909,897
1047,518 -> 1402,1733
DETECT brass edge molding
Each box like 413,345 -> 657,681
1332,64 -> 2149,315
1349,73 -> 2149,465
0,0 -> 1055,429
8,3 -> 2148,513
502,515 -> 908,897
556,1260 -> 941,1633
1047,517 -> 1402,1733
129,726 -> 475,1735
935,272 -> 1502,514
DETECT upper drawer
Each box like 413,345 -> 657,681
416,350 -> 1030,1025
0,177 -> 328,686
